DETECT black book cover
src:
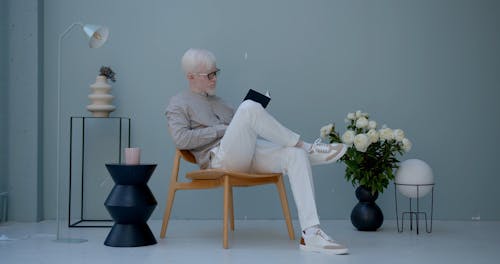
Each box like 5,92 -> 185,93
243,89 -> 271,108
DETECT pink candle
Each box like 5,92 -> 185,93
124,147 -> 140,165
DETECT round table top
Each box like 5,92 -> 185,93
106,163 -> 157,166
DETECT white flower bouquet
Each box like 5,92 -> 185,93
321,110 -> 412,194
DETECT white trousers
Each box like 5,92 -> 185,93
210,100 -> 320,230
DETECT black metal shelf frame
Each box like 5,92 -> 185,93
68,116 -> 131,228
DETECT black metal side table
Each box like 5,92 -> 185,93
104,164 -> 157,247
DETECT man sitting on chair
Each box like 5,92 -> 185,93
165,48 -> 349,255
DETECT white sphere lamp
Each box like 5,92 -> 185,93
395,159 -> 434,198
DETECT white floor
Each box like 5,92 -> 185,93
1,220 -> 499,264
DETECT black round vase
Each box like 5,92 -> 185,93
350,185 -> 384,231
104,164 -> 157,247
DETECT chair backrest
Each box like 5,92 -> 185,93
178,149 -> 196,164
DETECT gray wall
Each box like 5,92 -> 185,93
0,0 -> 8,195
36,0 -> 500,222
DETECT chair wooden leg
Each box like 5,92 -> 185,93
229,185 -> 235,231
276,175 -> 295,240
160,186 -> 177,239
223,176 -> 230,249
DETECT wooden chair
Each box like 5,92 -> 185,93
160,149 -> 295,249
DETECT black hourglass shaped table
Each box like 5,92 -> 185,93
104,164 -> 157,247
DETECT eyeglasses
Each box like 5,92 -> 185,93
197,68 -> 220,80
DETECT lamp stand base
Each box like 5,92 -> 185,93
53,237 -> 88,243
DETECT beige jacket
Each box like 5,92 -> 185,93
165,90 -> 235,169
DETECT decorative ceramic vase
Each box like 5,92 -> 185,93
350,185 -> 384,231
86,75 -> 116,117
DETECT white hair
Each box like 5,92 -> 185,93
181,48 -> 216,73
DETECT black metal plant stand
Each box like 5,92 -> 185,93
394,183 -> 435,234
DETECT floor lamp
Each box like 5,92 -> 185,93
55,22 -> 109,243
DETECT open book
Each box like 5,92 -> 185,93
243,89 -> 271,108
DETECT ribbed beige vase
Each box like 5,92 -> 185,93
86,75 -> 116,117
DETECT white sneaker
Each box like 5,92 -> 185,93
300,229 -> 349,255
308,138 -> 347,166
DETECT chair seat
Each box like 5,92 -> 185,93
186,168 -> 282,180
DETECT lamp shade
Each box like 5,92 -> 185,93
83,24 -> 109,48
